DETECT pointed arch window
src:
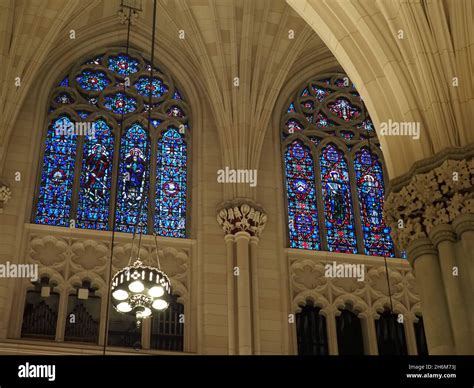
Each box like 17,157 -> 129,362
284,141 -> 320,250
282,73 -> 396,257
33,50 -> 190,237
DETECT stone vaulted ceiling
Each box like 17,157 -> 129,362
0,0 -> 325,201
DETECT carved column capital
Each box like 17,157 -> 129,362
216,199 -> 267,237
0,183 -> 12,214
452,213 -> 474,237
385,154 -> 474,251
429,224 -> 456,248
406,238 -> 438,267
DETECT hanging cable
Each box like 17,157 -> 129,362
102,3 -> 137,356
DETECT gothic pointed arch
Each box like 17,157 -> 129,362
282,73 -> 396,257
33,49 -> 191,237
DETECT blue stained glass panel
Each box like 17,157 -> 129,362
155,128 -> 187,238
76,119 -> 114,230
285,141 -> 320,250
150,119 -> 162,128
354,148 -> 394,257
59,77 -> 69,87
76,110 -> 91,119
34,116 -> 77,226
116,123 -> 149,233
104,93 -> 137,115
108,54 -> 140,77
320,144 -> 357,253
134,76 -> 168,98
173,90 -> 182,100
76,70 -> 110,92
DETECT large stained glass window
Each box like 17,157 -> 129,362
155,127 -> 187,238
116,123 -> 149,233
285,141 -> 319,250
34,115 -> 77,226
354,148 -> 394,257
77,119 -> 114,230
320,144 -> 357,254
34,50 -> 190,238
282,73 -> 396,257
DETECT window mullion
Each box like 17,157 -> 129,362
347,153 -> 365,255
108,123 -> 122,231
312,145 -> 328,251
70,132 -> 85,226
149,129 -> 158,234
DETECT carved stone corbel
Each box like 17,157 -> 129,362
216,199 -> 267,238
0,183 -> 12,214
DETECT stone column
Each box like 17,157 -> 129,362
224,234 -> 236,355
407,239 -> 455,354
249,236 -> 262,354
360,312 -> 378,355
430,224 -> 472,354
404,316 -> 418,355
98,293 -> 108,346
217,200 -> 267,355
235,231 -> 252,354
452,213 -> 474,320
55,288 -> 68,342
385,154 -> 473,355
324,307 -> 338,355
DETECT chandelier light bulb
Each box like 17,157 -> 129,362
112,289 -> 129,301
128,280 -> 144,293
152,299 -> 168,311
117,302 -> 132,313
137,307 -> 152,319
148,286 -> 164,298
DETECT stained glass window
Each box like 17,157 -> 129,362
285,141 -> 319,250
76,70 -> 110,92
77,119 -> 114,230
134,76 -> 168,98
34,50 -> 190,238
354,148 -> 394,257
320,144 -> 357,253
116,123 -> 150,233
327,98 -> 360,121
166,105 -> 185,118
282,73 -> 396,258
55,93 -> 74,105
103,92 -> 137,115
155,128 -> 187,237
107,54 -> 139,77
35,116 -> 77,226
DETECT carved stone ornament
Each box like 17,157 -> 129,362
385,150 -> 474,250
118,6 -> 140,25
289,256 -> 419,319
216,199 -> 267,237
0,183 -> 12,213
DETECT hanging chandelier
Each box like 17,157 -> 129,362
109,0 -> 171,325
111,253 -> 171,320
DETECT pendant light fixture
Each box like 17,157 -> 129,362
108,0 -> 171,327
